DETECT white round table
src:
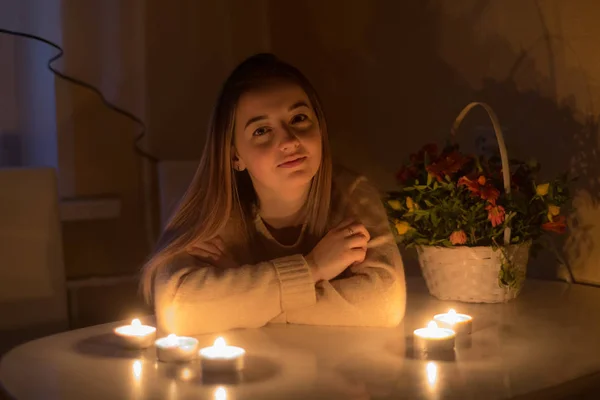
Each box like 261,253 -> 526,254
2,278 -> 600,399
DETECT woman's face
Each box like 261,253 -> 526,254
233,83 -> 322,196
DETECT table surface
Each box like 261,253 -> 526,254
2,278 -> 600,400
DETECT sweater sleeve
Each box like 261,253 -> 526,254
284,176 -> 407,327
153,253 -> 316,336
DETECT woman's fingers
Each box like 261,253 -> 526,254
347,234 -> 369,249
196,241 -> 223,256
350,248 -> 367,264
340,222 -> 371,242
188,248 -> 219,262
210,236 -> 226,253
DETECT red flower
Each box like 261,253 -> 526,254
480,185 -> 500,204
458,176 -> 479,193
395,165 -> 419,183
458,176 -> 500,204
486,204 -> 506,227
542,215 -> 567,234
410,143 -> 439,165
426,151 -> 470,182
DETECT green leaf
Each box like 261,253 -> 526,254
431,211 -> 440,227
409,210 -> 430,217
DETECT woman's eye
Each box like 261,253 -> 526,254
291,114 -> 310,124
253,127 -> 271,136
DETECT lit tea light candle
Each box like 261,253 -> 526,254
413,321 -> 456,353
199,337 -> 245,373
114,318 -> 157,349
434,309 -> 473,335
155,334 -> 199,363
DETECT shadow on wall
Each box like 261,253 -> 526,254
267,0 -> 599,281
435,1 -> 600,283
473,80 -> 600,283
267,0 -> 470,277
432,4 -> 600,283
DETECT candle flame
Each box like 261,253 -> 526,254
164,334 -> 178,346
427,321 -> 438,329
214,386 -> 227,400
214,337 -> 226,348
131,318 -> 141,326
448,309 -> 456,315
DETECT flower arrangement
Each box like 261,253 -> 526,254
385,142 -> 570,251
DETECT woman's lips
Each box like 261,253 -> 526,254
278,156 -> 307,168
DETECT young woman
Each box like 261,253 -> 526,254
140,53 -> 406,336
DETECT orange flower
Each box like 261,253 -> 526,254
478,176 -> 487,185
542,215 -> 567,234
486,204 -> 506,227
449,230 -> 467,245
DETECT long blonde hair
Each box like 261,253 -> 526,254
140,53 -> 333,302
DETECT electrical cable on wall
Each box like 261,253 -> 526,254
1,27 -> 160,250
0,27 -> 158,163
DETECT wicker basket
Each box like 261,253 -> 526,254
417,243 -> 531,303
417,102 -> 532,303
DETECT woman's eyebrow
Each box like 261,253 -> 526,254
288,100 -> 310,111
244,101 -> 310,128
244,115 -> 268,129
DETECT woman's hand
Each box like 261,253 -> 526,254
186,236 -> 238,269
306,219 -> 370,282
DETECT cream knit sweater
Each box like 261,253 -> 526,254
153,168 -> 406,336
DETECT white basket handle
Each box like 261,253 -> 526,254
450,102 -> 511,245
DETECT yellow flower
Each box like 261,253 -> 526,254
548,204 -> 560,216
394,220 -> 412,235
406,197 -> 417,211
547,204 -> 560,222
387,199 -> 402,210
536,183 -> 550,196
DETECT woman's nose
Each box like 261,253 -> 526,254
278,126 -> 300,151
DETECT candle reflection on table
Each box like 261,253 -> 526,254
214,386 -> 227,400
131,359 -> 143,400
168,380 -> 177,400
426,362 -> 438,389
180,367 -> 193,381
132,360 -> 142,380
